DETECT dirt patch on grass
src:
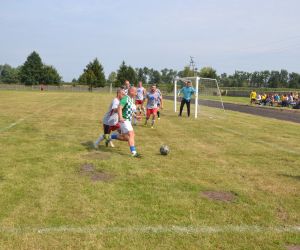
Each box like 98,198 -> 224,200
82,151 -> 111,160
286,245 -> 300,250
91,171 -> 115,182
80,163 -> 114,182
80,163 -> 95,173
201,191 -> 237,202
277,207 -> 289,222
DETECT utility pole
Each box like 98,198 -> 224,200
189,56 -> 197,76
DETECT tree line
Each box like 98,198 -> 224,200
1,51 -> 300,89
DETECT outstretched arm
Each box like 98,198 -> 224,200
118,105 -> 124,123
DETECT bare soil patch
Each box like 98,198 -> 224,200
80,163 -> 95,173
201,191 -> 237,202
80,163 -> 114,182
91,171 -> 115,182
286,245 -> 300,250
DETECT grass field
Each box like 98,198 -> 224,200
0,90 -> 299,249
201,95 -> 249,104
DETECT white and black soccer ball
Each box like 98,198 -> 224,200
160,145 -> 170,156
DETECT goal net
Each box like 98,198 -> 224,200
174,77 -> 225,118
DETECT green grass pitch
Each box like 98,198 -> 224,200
0,91 -> 299,249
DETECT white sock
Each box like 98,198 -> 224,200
95,135 -> 104,145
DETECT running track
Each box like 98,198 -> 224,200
165,97 -> 300,124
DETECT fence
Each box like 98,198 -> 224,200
0,84 -> 173,95
0,84 -> 111,93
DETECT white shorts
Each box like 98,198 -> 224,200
120,120 -> 133,134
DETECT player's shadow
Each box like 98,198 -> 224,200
80,140 -> 128,156
81,141 -> 95,152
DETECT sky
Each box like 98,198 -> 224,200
1,0 -> 300,81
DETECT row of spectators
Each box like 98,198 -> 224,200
250,91 -> 300,109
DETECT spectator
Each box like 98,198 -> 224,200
250,90 -> 257,104
256,94 -> 262,105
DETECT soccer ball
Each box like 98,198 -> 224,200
160,145 -> 170,155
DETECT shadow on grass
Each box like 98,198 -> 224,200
81,141 -> 96,151
278,174 -> 300,181
80,140 -> 128,157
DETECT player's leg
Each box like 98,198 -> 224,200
119,121 -> 139,156
179,99 -> 185,116
186,100 -> 191,117
157,104 -> 160,120
107,124 -> 120,147
144,108 -> 151,125
94,124 -> 109,148
141,100 -> 146,115
151,109 -> 157,128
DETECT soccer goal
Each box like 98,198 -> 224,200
174,76 -> 225,118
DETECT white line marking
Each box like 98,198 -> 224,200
0,225 -> 299,234
0,96 -> 69,133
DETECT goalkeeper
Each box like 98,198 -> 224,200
178,80 -> 195,117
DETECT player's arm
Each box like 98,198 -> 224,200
118,97 -> 126,123
117,105 -> 124,123
159,96 -> 163,109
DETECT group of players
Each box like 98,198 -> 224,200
94,80 -> 163,157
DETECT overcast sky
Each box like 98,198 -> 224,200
1,0 -> 300,81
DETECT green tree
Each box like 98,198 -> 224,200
41,65 -> 62,85
149,69 -> 161,84
136,68 -> 147,83
20,51 -> 44,85
288,72 -> 300,88
161,68 -> 177,84
199,67 -> 217,79
178,66 -> 194,77
107,71 -> 117,86
268,71 -> 281,88
78,58 -> 106,89
116,61 -> 137,87
0,64 -> 20,83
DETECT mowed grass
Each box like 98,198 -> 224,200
201,95 -> 249,104
0,90 -> 299,249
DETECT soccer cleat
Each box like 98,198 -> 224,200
132,152 -> 142,158
151,126 -> 154,129
157,117 -> 160,120
109,141 -> 115,148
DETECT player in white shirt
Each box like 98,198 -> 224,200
94,88 -> 125,148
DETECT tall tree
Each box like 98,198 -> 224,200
78,58 -> 106,88
0,64 -> 20,83
116,61 -> 137,87
199,67 -> 217,79
107,71 -> 117,86
20,51 -> 43,85
41,65 -> 62,84
178,66 -> 194,77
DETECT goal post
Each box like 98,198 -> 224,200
174,76 -> 224,118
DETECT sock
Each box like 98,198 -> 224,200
151,119 -> 155,126
110,134 -> 118,140
130,146 -> 137,154
134,116 -> 137,125
95,135 -> 104,145
157,111 -> 160,118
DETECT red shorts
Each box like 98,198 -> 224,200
147,108 -> 158,117
135,100 -> 143,105
109,123 -> 120,132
